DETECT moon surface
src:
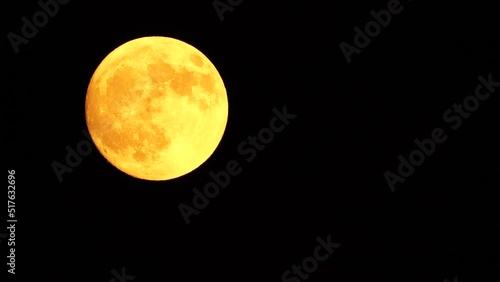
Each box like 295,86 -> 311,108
85,36 -> 228,181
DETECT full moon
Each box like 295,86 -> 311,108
85,36 -> 228,181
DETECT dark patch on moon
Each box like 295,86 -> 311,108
190,54 -> 204,67
147,62 -> 176,84
145,60 -> 220,112
131,124 -> 171,163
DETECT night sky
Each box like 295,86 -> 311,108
3,0 -> 499,281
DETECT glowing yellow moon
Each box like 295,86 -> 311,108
85,36 -> 228,181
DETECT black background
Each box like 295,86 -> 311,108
2,0 -> 499,281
